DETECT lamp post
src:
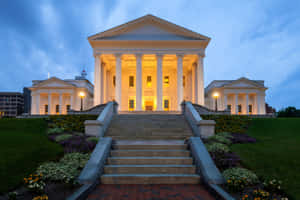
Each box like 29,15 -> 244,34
213,92 -> 219,111
79,92 -> 85,111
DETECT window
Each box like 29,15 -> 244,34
249,105 -> 253,114
238,104 -> 242,114
113,76 -> 116,87
147,76 -> 152,87
56,105 -> 59,114
227,104 -> 231,111
183,76 -> 186,87
129,76 -> 134,87
66,105 -> 71,112
45,105 -> 48,114
129,99 -> 135,111
164,76 -> 169,87
164,99 -> 169,111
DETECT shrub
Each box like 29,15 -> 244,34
86,137 -> 99,143
208,135 -> 232,145
223,167 -> 259,187
47,127 -> 64,135
36,153 -> 90,184
23,174 -> 45,193
55,134 -> 73,142
205,142 -> 230,154
32,195 -> 49,200
263,178 -> 283,193
252,189 -> 270,200
47,115 -> 98,132
217,132 -> 233,139
201,115 -> 251,134
60,136 -> 96,153
210,152 -> 241,170
230,133 -> 256,144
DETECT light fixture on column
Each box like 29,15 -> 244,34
79,91 -> 86,111
213,92 -> 219,111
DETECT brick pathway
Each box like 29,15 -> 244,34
87,184 -> 216,200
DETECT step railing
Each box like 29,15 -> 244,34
84,101 -> 118,137
182,101 -> 215,138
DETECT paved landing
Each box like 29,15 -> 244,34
87,184 -> 216,200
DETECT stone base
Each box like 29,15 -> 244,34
197,120 -> 216,138
84,120 -> 103,137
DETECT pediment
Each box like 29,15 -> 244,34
34,77 -> 75,88
224,78 -> 264,88
89,14 -> 210,41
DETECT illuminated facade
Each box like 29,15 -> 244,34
90,14 -> 210,111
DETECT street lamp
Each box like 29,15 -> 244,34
79,92 -> 85,111
213,92 -> 219,111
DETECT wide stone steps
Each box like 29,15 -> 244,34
107,157 -> 193,165
101,174 -> 200,184
109,136 -> 190,140
111,150 -> 190,157
100,140 -> 200,184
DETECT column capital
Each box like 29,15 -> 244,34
115,53 -> 123,58
176,53 -> 184,58
135,53 -> 143,59
155,53 -> 164,59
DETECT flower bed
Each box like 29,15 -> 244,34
203,132 -> 289,199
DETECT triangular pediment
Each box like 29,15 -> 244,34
89,14 -> 210,41
33,77 -> 75,88
224,77 -> 264,88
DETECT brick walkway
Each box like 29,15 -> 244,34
87,184 -> 216,200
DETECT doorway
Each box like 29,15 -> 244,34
145,100 -> 153,111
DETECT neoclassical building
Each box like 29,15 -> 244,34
90,14 -> 209,111
29,72 -> 93,115
205,77 -> 267,114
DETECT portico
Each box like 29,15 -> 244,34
89,14 -> 210,111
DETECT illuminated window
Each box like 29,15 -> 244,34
183,76 -> 186,87
147,76 -> 152,87
113,76 -> 116,87
238,104 -> 242,114
164,99 -> 169,111
249,105 -> 252,114
129,99 -> 135,111
56,105 -> 59,114
66,105 -> 71,112
45,105 -> 48,114
164,76 -> 169,86
129,76 -> 134,87
227,104 -> 231,111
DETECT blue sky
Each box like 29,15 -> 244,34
0,0 -> 299,109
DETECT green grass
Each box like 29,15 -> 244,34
231,118 -> 300,199
0,118 -> 63,193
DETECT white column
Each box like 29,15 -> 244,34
196,54 -> 204,105
48,93 -> 51,115
102,64 -> 106,103
156,54 -> 163,111
256,94 -> 261,114
31,94 -> 36,114
70,94 -> 73,110
235,93 -> 239,114
246,93 -> 249,114
177,54 -> 183,110
261,94 -> 266,114
191,63 -> 196,103
59,93 -> 63,114
224,93 -> 227,111
136,54 -> 142,111
94,54 -> 101,106
194,63 -> 198,104
36,93 -> 40,114
115,54 -> 122,110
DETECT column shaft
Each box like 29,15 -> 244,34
115,54 -> 122,110
59,93 -> 63,114
48,93 -> 51,114
36,93 -> 40,114
177,54 -> 183,110
136,54 -> 142,111
156,54 -> 163,111
70,94 -> 73,110
94,55 -> 101,106
224,93 -> 227,111
102,64 -> 106,103
191,64 -> 196,103
196,55 -> 204,105
246,93 -> 249,114
257,94 -> 261,114
235,93 -> 239,114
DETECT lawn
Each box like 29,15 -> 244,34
0,118 -> 63,193
231,118 -> 300,199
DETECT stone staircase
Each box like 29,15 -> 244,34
105,114 -> 193,140
101,140 -> 200,184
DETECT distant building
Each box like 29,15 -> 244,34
23,87 -> 31,114
29,70 -> 94,115
0,92 -> 24,117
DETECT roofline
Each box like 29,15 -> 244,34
88,14 -> 211,42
